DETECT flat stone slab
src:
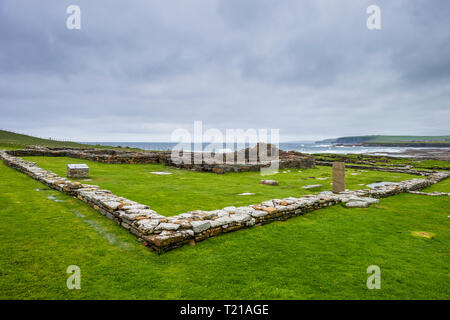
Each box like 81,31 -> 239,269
340,196 -> 379,206
408,191 -> 450,196
237,193 -> 255,196
191,221 -> 211,233
366,181 -> 398,189
67,164 -> 89,169
47,195 -> 65,203
260,180 -> 278,186
150,172 -> 172,175
345,201 -> 369,208
302,184 -> 322,189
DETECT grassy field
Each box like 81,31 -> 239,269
314,153 -> 450,170
0,159 -> 449,299
22,156 -> 424,216
0,129 -> 129,150
422,178 -> 450,193
0,129 -> 90,149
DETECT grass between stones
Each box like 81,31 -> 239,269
22,156 -> 424,216
0,160 -> 449,299
315,153 -> 450,171
421,178 -> 450,193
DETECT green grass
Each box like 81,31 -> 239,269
314,153 -> 450,170
0,160 -> 449,299
22,156 -> 423,216
422,179 -> 450,193
0,129 -> 133,150
0,129 -> 90,149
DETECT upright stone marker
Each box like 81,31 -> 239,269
332,162 -> 345,193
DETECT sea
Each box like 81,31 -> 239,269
84,142 -> 414,156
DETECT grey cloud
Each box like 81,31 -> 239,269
0,0 -> 449,141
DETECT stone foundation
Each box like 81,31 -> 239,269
8,145 -> 315,173
1,150 -> 448,253
316,161 -> 434,176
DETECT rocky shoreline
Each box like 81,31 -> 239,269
375,148 -> 450,161
335,143 -> 450,148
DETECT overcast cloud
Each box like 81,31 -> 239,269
0,0 -> 449,141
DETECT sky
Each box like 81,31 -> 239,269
0,0 -> 449,142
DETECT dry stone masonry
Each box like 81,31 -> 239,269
1,149 -> 449,253
67,164 -> 89,178
8,145 -> 315,174
318,161 -> 435,176
407,191 -> 450,196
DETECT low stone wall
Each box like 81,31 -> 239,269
8,146 -> 315,173
1,150 -> 448,252
8,146 -> 166,164
408,191 -> 450,196
315,161 -> 437,176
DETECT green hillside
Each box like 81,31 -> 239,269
318,135 -> 450,146
367,135 -> 450,143
0,129 -> 99,149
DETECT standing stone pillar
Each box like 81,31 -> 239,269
332,162 -> 345,193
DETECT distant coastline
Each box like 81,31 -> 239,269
335,142 -> 450,148
315,135 -> 450,148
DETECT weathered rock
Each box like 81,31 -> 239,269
231,214 -> 251,224
345,201 -> 369,208
210,216 -> 233,227
260,180 -> 278,186
332,162 -> 345,193
261,200 -> 275,207
155,223 -> 180,231
135,220 -> 160,234
302,184 -> 322,189
222,206 -> 236,213
251,210 -> 268,218
262,207 -> 278,214
191,220 -> 211,233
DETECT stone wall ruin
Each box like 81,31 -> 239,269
1,149 -> 448,252
8,144 -> 315,174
